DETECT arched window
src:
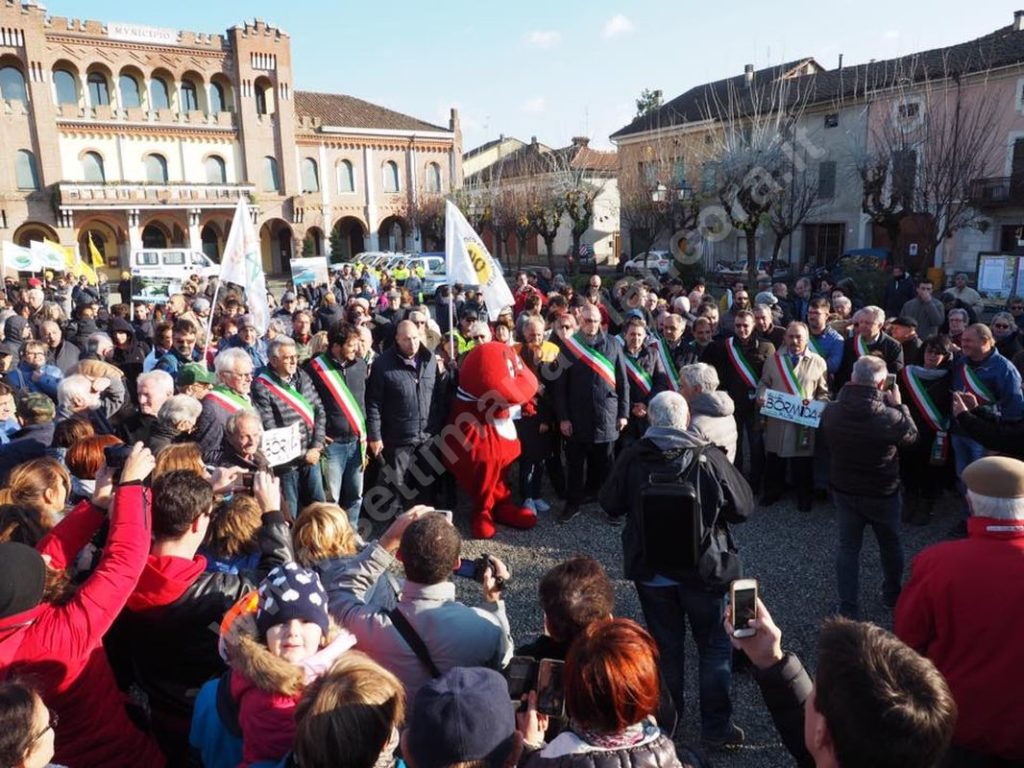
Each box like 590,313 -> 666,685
205,155 -> 227,184
301,158 -> 320,193
150,78 -> 170,110
201,224 -> 220,260
181,79 -> 199,112
337,160 -> 355,193
118,74 -> 141,108
210,82 -> 226,113
82,151 -> 105,183
145,154 -> 168,184
0,66 -> 27,104
426,162 -> 442,193
382,160 -> 400,193
262,156 -> 280,192
15,150 -> 39,191
54,69 -> 77,105
87,72 -> 109,106
142,225 -> 168,249
255,87 -> 267,115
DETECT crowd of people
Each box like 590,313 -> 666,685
0,257 -> 1019,768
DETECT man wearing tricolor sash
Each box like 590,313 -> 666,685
650,313 -> 700,386
949,324 -> 1024,530
306,324 -> 368,528
702,310 -> 774,494
836,305 -> 903,390
252,337 -> 327,519
194,347 -> 255,465
806,298 -> 844,379
551,303 -> 629,524
896,335 -> 953,526
756,322 -> 829,511
618,315 -> 668,449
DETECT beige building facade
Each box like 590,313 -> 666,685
0,1 -> 462,276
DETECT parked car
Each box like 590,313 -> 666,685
831,248 -> 889,279
623,251 -> 673,276
714,259 -> 792,285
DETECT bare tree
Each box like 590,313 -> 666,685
767,164 -> 826,269
407,193 -> 446,251
700,68 -> 815,287
856,56 -> 1002,271
529,187 -> 565,272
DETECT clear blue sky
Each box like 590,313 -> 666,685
52,1 -> 1015,151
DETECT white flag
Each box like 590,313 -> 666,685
221,197 -> 269,334
445,200 -> 513,321
2,242 -> 37,276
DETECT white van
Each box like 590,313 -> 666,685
130,248 -> 219,303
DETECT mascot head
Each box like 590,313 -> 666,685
458,341 -> 538,407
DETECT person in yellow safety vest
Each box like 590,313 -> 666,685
392,260 -> 410,285
414,263 -> 426,279
452,310 -> 480,356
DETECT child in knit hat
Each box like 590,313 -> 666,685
222,562 -> 356,767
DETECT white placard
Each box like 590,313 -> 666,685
759,389 -> 826,428
261,422 -> 303,467
979,260 -> 1006,293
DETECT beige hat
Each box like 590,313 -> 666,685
963,456 -> 1024,498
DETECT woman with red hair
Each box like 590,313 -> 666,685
519,619 -> 703,767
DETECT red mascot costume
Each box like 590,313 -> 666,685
445,341 -> 539,539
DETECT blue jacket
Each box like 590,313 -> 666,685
809,327 -> 844,376
0,421 -> 56,480
225,335 -> 269,370
952,350 -> 1024,422
6,362 -> 63,399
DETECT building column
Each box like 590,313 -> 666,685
79,72 -> 91,109
187,208 -> 202,252
127,209 -> 143,253
364,145 -> 379,251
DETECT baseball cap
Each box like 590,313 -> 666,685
405,668 -> 517,768
27,278 -> 42,288
890,316 -> 918,329
179,362 -> 216,387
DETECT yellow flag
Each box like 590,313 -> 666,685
87,232 -> 105,268
50,239 -> 97,284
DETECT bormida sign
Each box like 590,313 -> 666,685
107,22 -> 179,46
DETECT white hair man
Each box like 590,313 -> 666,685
193,347 -> 254,464
821,355 -> 918,618
121,369 -> 175,444
836,304 -> 904,389
679,363 -> 737,462
221,408 -> 268,470
599,389 -> 754,747
152,394 -> 203,452
896,455 -> 1024,763
56,373 -> 103,421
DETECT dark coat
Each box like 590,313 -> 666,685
551,332 -> 630,445
0,421 -> 55,480
821,384 -> 919,497
599,433 -> 754,589
901,335 -> 925,367
835,332 -> 904,389
365,345 -> 447,447
314,304 -> 344,334
250,367 -> 327,462
110,317 -> 150,394
49,339 -> 81,374
305,354 -> 368,444
883,275 -> 917,317
752,654 -> 814,767
702,336 -> 776,417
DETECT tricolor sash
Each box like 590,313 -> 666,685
309,354 -> 367,457
902,367 -> 949,432
653,339 -> 680,392
853,334 -> 870,359
774,352 -> 806,399
809,334 -> 825,357
256,370 -> 315,428
726,338 -> 759,389
564,333 -> 616,389
961,364 -> 995,405
624,354 -> 653,397
206,385 -> 250,414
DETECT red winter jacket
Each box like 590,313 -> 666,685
895,516 -> 1024,761
0,485 -> 165,768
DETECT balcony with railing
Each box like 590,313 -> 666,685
55,104 -> 236,128
56,182 -> 255,208
969,176 -> 1024,208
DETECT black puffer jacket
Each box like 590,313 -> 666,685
522,730 -> 704,768
821,384 -> 919,497
365,344 -> 447,447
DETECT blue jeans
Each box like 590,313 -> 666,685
635,582 -> 733,740
832,489 -> 904,618
952,432 -> 985,519
280,461 -> 326,520
323,439 -> 364,527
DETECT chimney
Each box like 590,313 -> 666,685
744,64 -> 754,87
531,135 -> 538,146
1015,10 -> 1024,31
653,89 -> 663,100
838,53 -> 844,70
571,136 -> 590,148
449,107 -> 460,132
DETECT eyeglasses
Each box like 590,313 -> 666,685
230,371 -> 254,379
993,323 -> 1011,329
32,708 -> 58,745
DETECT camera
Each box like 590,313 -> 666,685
453,554 -> 507,591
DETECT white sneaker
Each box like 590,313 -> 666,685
523,498 -> 538,513
533,498 -> 551,513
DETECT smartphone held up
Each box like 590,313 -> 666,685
730,578 -> 758,638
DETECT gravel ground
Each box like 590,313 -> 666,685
444,481 -> 962,768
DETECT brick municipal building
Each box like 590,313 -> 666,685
0,1 -> 463,275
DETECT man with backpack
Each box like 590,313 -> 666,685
599,390 -> 754,750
